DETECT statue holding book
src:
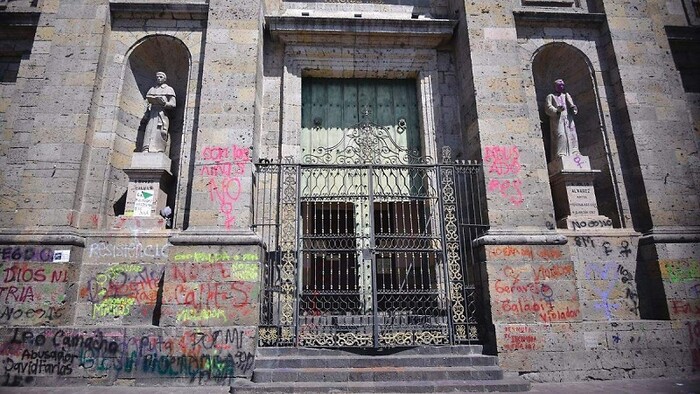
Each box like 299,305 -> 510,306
142,71 -> 176,153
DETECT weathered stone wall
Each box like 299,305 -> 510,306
485,232 -> 698,381
0,239 -> 260,386
464,0 -> 700,383
0,245 -> 78,327
0,0 -> 264,387
0,0 -> 699,387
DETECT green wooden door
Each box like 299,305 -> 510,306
301,78 -> 421,164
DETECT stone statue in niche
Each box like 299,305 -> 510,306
142,71 -> 176,153
545,79 -> 579,158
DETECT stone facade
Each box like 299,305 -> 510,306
0,0 -> 698,387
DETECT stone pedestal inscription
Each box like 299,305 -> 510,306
120,152 -> 173,229
568,182 -> 598,216
549,155 -> 612,230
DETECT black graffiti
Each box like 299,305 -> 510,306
141,351 -> 255,382
0,306 -> 64,322
574,236 -> 595,248
51,330 -> 121,354
619,240 -> 632,258
571,219 -> 612,230
625,287 -> 639,313
1,247 -> 54,262
191,328 -> 245,350
1,328 -> 255,385
617,265 -> 633,284
602,241 -> 612,256
3,358 -> 73,376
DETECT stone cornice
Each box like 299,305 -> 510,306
473,228 -> 568,246
266,15 -> 457,48
639,226 -> 700,245
512,9 -> 606,26
109,1 -> 209,20
0,227 -> 265,247
0,229 -> 86,246
169,228 -> 263,246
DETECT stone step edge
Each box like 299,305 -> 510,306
253,365 -> 503,373
255,353 -> 496,360
232,378 -> 531,391
257,345 -> 483,356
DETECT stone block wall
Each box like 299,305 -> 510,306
0,245 -> 78,327
484,231 -> 699,381
0,0 -> 699,387
0,238 -> 260,387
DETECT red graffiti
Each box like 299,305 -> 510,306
687,322 -> 700,370
0,286 -> 34,303
208,176 -> 241,229
534,263 -> 573,281
484,145 -> 524,207
169,282 -> 253,309
489,246 -> 534,259
202,145 -> 250,230
484,145 -> 520,176
488,179 -> 524,206
671,299 -> 700,316
502,325 -> 539,351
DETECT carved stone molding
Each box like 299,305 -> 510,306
267,16 -> 456,48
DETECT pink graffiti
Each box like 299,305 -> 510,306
484,145 -> 524,207
208,176 -> 242,229
484,145 -> 520,176
202,145 -> 250,229
488,179 -> 524,207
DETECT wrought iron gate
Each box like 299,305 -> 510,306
254,148 -> 488,348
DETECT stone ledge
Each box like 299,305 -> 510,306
0,228 -> 85,246
639,226 -> 700,244
474,228 -> 568,246
557,227 -> 639,237
169,228 -> 263,246
267,15 -> 457,48
109,1 -> 209,20
513,8 -> 606,26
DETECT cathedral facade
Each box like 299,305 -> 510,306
0,0 -> 698,386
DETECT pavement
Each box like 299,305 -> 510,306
0,377 -> 698,394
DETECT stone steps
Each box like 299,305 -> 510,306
253,365 -> 504,382
232,378 -> 532,393
230,346 -> 530,393
255,353 -> 498,368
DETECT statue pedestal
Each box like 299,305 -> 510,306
118,152 -> 172,230
548,155 -> 612,230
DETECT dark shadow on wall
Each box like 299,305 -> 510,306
636,243 -> 670,320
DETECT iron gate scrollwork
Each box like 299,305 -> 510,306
254,123 -> 487,348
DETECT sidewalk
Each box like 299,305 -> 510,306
1,377 -> 698,393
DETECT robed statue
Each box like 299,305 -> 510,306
142,71 -> 176,153
545,79 -> 579,158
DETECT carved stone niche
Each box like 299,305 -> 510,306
548,155 -> 612,230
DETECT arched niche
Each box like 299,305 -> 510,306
532,42 -> 620,227
112,35 -> 190,220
